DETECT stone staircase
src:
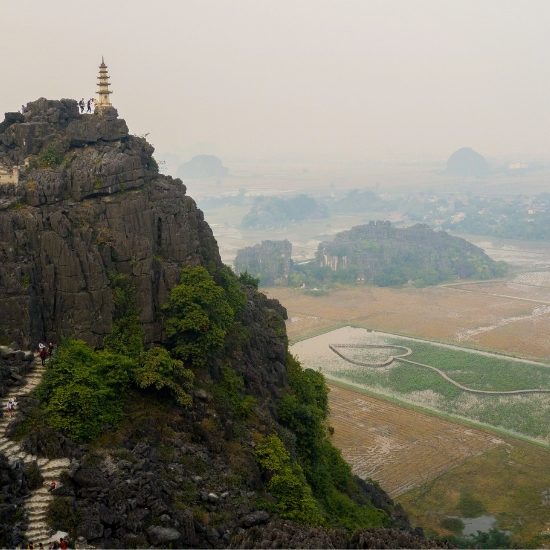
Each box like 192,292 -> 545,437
0,356 -> 71,546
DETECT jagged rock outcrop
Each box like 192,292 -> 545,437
234,240 -> 292,286
0,345 -> 34,398
0,99 -> 220,347
230,521 -> 451,549
0,453 -> 30,547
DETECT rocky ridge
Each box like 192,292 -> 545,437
0,99 -> 447,548
0,98 -> 219,348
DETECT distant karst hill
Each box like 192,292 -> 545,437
446,147 -> 489,177
312,221 -> 506,286
234,223 -> 505,288
177,154 -> 228,178
241,194 -> 328,229
234,240 -> 292,286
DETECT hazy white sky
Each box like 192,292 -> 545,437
2,0 -> 550,164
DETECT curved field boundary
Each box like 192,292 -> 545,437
399,357 -> 550,395
329,344 -> 550,396
329,344 -> 411,367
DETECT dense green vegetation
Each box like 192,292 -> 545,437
33,266 -> 238,441
163,266 -> 236,368
36,340 -> 136,441
255,434 -> 324,524
275,354 -> 388,529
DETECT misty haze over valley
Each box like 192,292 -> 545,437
2,1 -> 550,548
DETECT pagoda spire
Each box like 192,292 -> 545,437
96,56 -> 112,110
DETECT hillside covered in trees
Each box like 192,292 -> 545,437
308,222 -> 506,287
235,222 -> 506,288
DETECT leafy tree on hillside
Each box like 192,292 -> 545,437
274,353 -> 389,529
134,346 -> 194,406
163,266 -> 234,368
37,340 -> 136,441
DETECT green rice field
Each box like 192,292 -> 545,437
290,326 -> 550,444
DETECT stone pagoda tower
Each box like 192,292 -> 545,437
96,56 -> 113,111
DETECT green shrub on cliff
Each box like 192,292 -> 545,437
38,143 -> 65,168
134,346 -> 194,406
163,266 -> 234,368
276,353 -> 388,529
38,340 -> 136,441
255,434 -> 323,525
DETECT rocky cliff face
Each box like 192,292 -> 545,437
0,99 -> 443,549
0,99 -> 220,347
234,240 -> 292,286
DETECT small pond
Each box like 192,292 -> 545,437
461,514 -> 497,536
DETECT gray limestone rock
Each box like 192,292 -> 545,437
146,525 -> 181,546
0,99 -> 221,348
240,510 -> 270,527
79,519 -> 104,541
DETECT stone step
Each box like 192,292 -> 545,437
42,459 -> 70,471
27,522 -> 50,531
43,462 -> 70,472
28,514 -> 49,524
15,452 -> 33,462
0,440 -> 19,452
26,529 -> 52,540
27,500 -> 51,511
2,444 -> 22,456
26,523 -> 50,534
28,509 -> 48,517
2,445 -> 22,456
27,496 -> 52,506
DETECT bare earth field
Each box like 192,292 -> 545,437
268,283 -> 550,360
328,383 -> 502,498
